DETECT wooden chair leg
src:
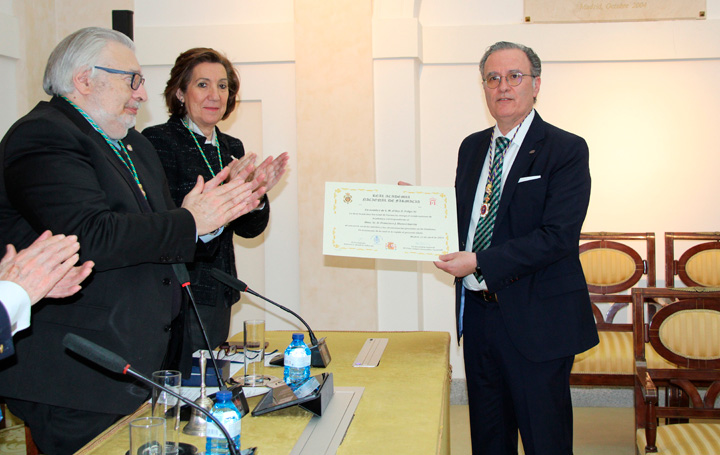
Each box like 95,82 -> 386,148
25,424 -> 39,455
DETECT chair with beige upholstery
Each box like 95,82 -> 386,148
572,232 -> 657,386
633,287 -> 720,455
665,232 -> 720,288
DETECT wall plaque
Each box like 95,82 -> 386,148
524,0 -> 706,23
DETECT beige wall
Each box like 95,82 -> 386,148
9,0 -> 132,113
295,0 -> 379,330
3,0 -> 720,379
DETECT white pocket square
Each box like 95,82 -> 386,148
518,175 -> 541,183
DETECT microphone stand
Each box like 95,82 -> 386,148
172,264 -> 226,389
63,333 -> 242,455
209,268 -> 332,368
173,264 -> 249,415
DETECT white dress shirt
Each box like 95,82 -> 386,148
0,281 -> 31,335
462,109 -> 535,291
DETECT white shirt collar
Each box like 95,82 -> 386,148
183,116 -> 216,145
492,109 -> 535,149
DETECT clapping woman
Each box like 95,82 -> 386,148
143,48 -> 288,352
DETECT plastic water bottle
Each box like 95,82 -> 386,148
284,333 -> 312,387
206,390 -> 241,454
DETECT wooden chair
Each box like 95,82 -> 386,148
571,232 -> 656,386
24,426 -> 38,455
633,287 -> 720,455
665,232 -> 720,288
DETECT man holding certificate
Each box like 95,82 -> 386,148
434,41 -> 598,455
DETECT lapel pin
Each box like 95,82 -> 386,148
127,144 -> 133,152
529,149 -> 536,154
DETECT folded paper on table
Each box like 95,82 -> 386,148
323,182 -> 458,261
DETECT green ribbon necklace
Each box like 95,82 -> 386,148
181,118 -> 223,178
62,96 -> 146,199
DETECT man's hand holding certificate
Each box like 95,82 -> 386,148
323,182 -> 459,261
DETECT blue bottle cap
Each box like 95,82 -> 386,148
216,390 -> 232,401
292,333 -> 304,340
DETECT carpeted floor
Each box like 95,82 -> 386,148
450,405 -> 636,455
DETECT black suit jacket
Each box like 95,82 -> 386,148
455,112 -> 598,362
142,116 -> 269,351
0,97 -> 197,415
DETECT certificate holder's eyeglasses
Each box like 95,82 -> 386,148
215,343 -> 278,363
94,66 -> 145,90
216,343 -> 239,360
483,72 -> 535,89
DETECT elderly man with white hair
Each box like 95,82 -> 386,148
0,27 -> 265,454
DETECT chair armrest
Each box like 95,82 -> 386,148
636,361 -> 659,453
635,361 -> 658,404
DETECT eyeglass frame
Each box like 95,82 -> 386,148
94,66 -> 145,91
215,343 -> 278,362
483,72 -> 535,89
216,343 -> 239,360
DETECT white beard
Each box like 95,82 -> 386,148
91,105 -> 136,140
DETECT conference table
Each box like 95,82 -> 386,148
77,330 -> 451,455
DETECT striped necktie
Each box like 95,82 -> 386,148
472,136 -> 511,281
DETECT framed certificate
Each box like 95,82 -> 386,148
323,182 -> 459,261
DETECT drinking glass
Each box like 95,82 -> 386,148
243,319 -> 265,386
129,417 -> 165,455
151,370 -> 181,455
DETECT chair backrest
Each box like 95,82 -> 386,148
636,290 -> 720,368
665,232 -> 720,288
580,232 -> 656,328
632,287 -> 720,433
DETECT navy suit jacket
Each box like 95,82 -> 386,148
0,97 -> 197,414
0,302 -> 12,360
455,112 -> 598,362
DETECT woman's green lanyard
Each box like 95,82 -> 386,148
62,96 -> 146,199
181,118 -> 223,178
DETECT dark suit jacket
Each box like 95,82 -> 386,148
142,116 -> 269,351
455,112 -> 598,362
0,302 -> 13,360
0,97 -> 197,415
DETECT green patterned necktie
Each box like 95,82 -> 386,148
472,136 -> 511,281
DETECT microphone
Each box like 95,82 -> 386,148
209,268 -> 332,368
172,264 -> 249,414
62,333 -> 243,455
172,263 -> 226,389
